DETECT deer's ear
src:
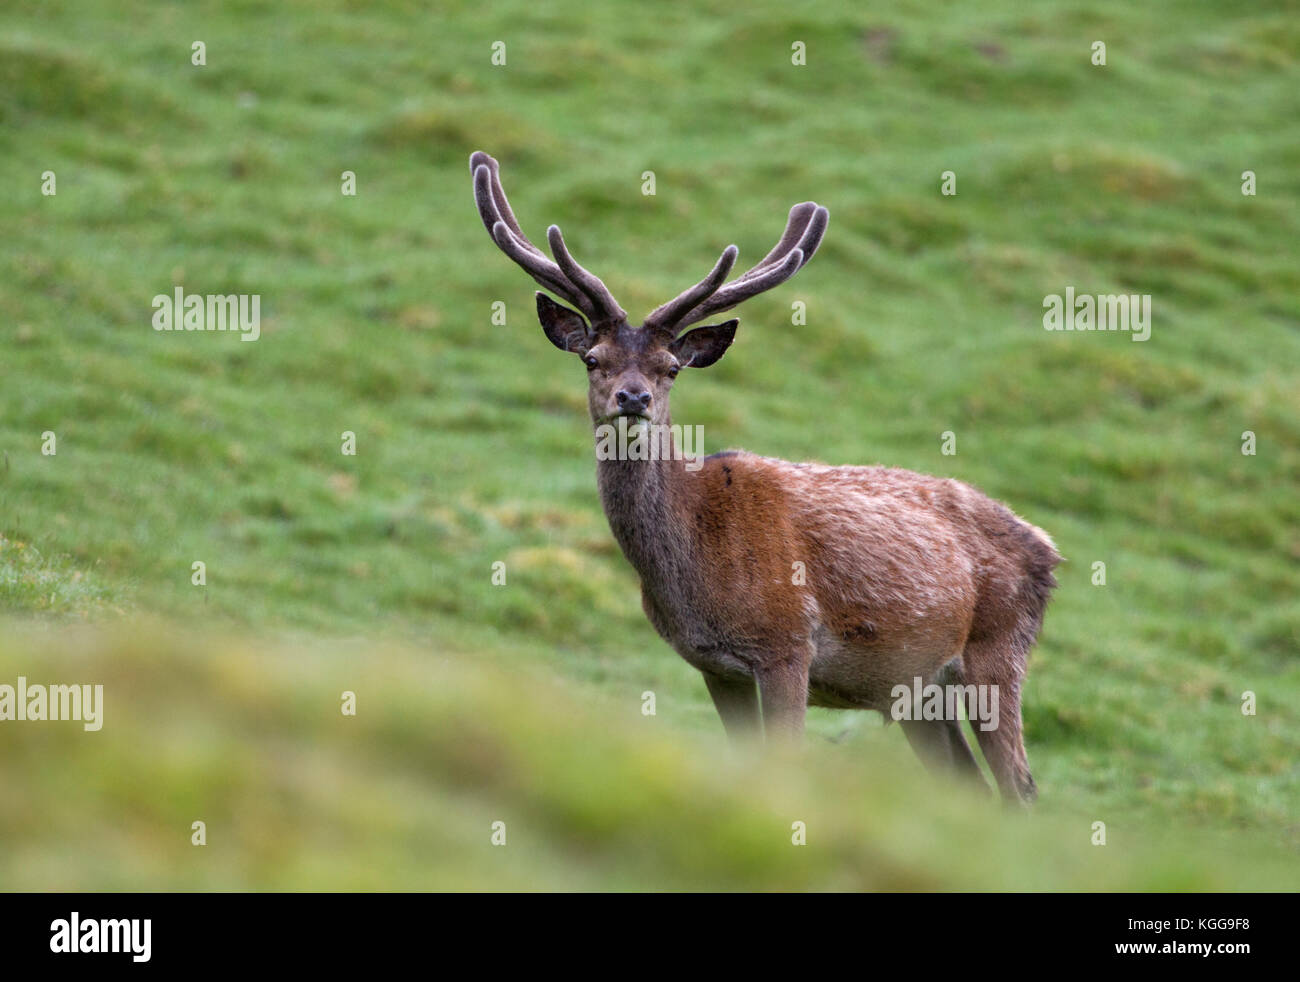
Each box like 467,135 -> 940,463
536,293 -> 595,353
668,319 -> 739,368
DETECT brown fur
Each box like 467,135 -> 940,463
596,448 -> 1058,804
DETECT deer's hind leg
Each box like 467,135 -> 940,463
961,637 -> 1037,804
898,661 -> 990,794
900,718 -> 988,788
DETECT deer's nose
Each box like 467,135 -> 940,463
616,389 -> 652,413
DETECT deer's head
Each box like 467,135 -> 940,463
470,151 -> 828,428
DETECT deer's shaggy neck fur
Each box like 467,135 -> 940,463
595,439 -> 698,599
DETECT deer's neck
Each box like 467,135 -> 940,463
595,435 -> 699,597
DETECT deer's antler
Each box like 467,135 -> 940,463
470,151 -> 626,324
644,201 -> 829,339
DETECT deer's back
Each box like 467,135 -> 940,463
659,451 -> 1058,706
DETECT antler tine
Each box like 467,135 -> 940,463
737,201 -> 828,282
679,247 -> 805,327
473,163 -> 595,316
490,221 -> 593,314
661,203 -> 828,333
645,203 -> 829,336
642,244 -> 739,335
738,202 -> 818,281
470,151 -> 544,257
791,203 -> 829,269
546,225 -> 627,323
471,152 -> 629,321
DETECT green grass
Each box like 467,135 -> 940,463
0,533 -> 126,618
1,0 -> 1298,888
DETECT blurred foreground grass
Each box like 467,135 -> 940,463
0,623 -> 1292,891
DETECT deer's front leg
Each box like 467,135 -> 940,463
702,672 -> 761,742
755,659 -> 809,742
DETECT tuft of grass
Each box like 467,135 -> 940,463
0,535 -> 124,619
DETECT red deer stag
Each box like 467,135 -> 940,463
469,151 -> 1059,803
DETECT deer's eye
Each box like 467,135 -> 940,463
584,355 -> 599,371
667,365 -> 680,379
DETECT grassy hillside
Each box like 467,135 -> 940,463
1,0 -> 1297,887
